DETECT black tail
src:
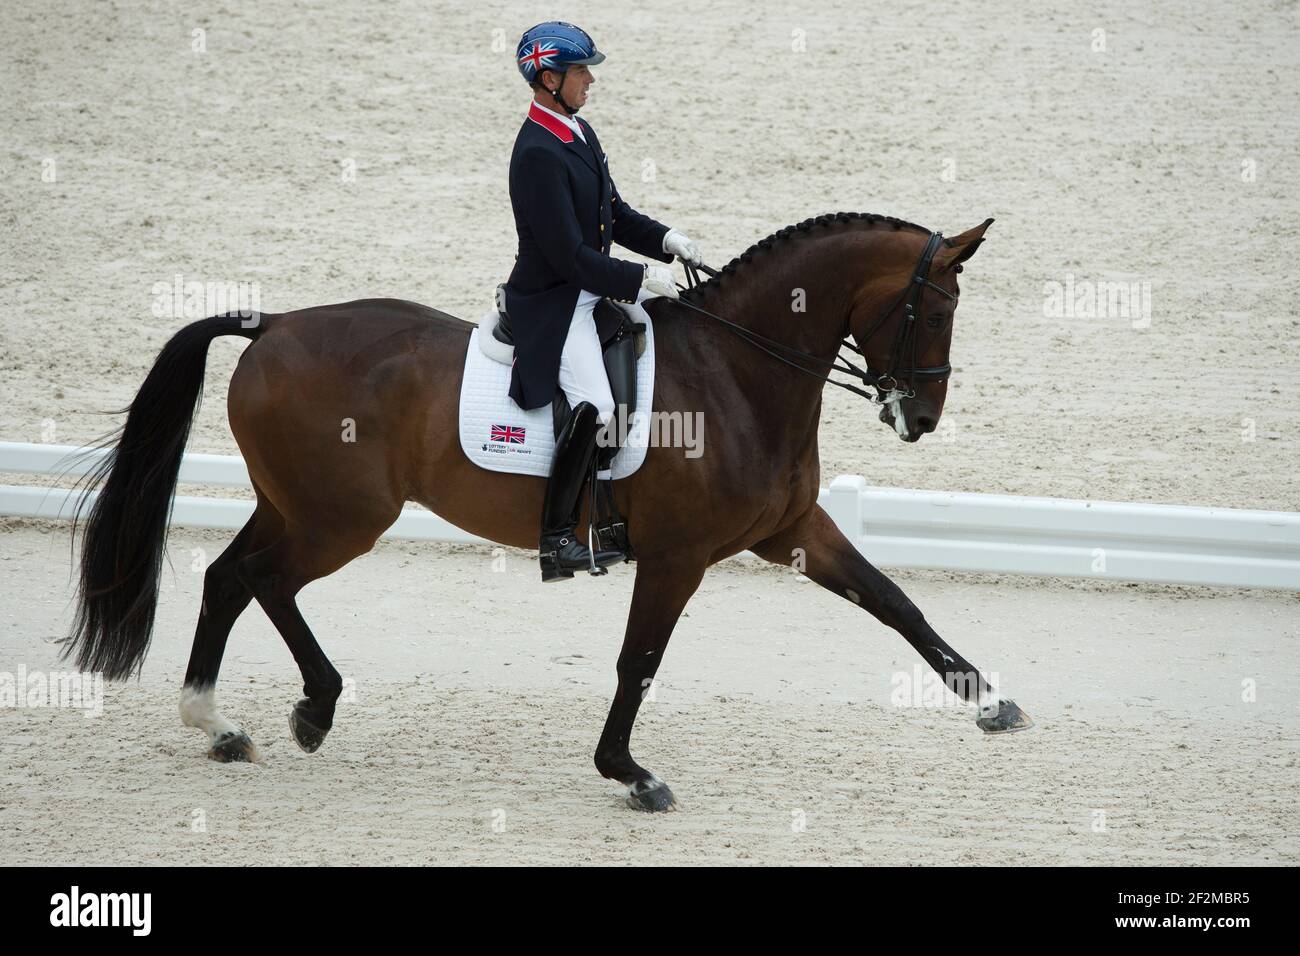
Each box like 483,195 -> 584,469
63,314 -> 263,680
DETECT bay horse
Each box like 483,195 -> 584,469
64,211 -> 1030,812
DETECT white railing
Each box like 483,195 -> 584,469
3,442 -> 1297,590
820,476 -> 1298,590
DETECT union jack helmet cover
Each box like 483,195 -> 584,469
515,21 -> 605,84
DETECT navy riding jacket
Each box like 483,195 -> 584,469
504,101 -> 673,410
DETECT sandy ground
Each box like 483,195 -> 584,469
2,1 -> 1299,865
1,520 -> 1297,865
1,0 -> 1298,509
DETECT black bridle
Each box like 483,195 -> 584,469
673,229 -> 957,405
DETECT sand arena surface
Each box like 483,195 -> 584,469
2,523 -> 1297,865
2,0 -> 1297,508
1,1 -> 1298,863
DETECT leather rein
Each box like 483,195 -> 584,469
671,230 -> 957,406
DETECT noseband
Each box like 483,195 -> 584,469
675,229 -> 956,406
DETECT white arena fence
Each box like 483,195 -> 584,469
2,441 -> 1297,591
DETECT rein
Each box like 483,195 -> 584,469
671,230 -> 956,407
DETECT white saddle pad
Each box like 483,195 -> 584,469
458,310 -> 655,479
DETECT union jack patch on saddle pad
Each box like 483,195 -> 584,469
490,424 -> 526,444
459,313 -> 654,479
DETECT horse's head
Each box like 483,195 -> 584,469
849,219 -> 993,442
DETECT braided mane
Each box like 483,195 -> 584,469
681,211 -> 932,300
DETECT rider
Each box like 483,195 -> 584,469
505,21 -> 704,583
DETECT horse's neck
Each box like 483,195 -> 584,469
684,242 -> 860,403
656,244 -> 860,456
701,261 -> 854,358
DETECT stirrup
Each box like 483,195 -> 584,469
539,531 -> 623,583
586,520 -> 607,577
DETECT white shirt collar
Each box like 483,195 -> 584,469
531,100 -> 586,142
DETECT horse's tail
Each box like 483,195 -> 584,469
62,313 -> 265,681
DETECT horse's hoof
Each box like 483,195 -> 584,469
208,730 -> 261,764
289,701 -> 330,754
626,777 -> 678,812
976,698 -> 1034,734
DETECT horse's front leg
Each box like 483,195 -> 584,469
752,505 -> 1032,733
594,556 -> 709,812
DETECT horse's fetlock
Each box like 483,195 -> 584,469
595,749 -> 632,781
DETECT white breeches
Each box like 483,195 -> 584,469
557,287 -> 656,426
558,291 -> 614,424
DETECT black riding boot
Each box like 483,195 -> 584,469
539,401 -> 626,582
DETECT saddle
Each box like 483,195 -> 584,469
490,284 -> 645,446
491,284 -> 645,557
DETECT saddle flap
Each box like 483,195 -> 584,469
593,298 -> 624,344
459,311 -> 657,482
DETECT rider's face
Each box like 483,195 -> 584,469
545,64 -> 593,111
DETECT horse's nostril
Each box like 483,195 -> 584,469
917,416 -> 936,433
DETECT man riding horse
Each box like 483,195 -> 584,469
62,19 -> 1023,807
505,21 -> 704,582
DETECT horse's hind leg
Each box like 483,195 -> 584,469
236,518 -> 389,754
180,501 -> 280,763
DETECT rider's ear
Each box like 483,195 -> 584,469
935,217 -> 994,271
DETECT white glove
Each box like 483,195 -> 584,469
641,264 -> 679,299
662,228 -> 702,266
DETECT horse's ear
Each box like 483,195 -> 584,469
936,218 -> 994,270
